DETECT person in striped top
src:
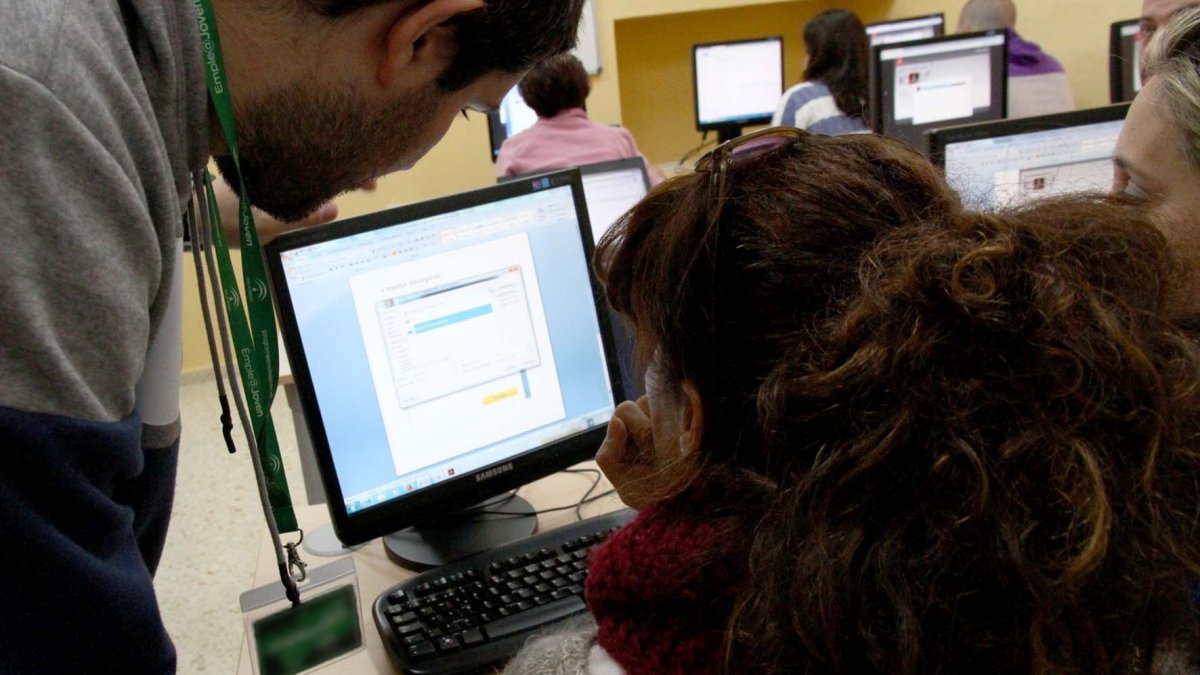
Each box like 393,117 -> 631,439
771,9 -> 871,135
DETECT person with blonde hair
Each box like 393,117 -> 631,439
1114,5 -> 1200,314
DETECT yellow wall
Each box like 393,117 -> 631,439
615,0 -> 1138,164
181,0 -> 1140,374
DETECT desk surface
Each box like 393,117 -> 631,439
236,465 -> 621,674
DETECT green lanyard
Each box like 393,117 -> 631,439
194,0 -> 297,534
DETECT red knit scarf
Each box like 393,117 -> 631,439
585,488 -> 747,674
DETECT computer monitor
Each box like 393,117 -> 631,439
499,159 -> 652,399
266,170 -> 623,566
929,104 -> 1129,211
873,30 -> 1009,152
1110,19 -> 1143,103
693,37 -> 785,143
865,13 -> 946,47
486,86 -> 540,161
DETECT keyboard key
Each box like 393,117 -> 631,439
516,600 -> 535,611
437,635 -> 461,654
523,564 -> 540,575
407,641 -> 436,661
516,588 -> 535,600
387,590 -> 408,605
483,596 -> 586,640
572,550 -> 588,561
534,582 -> 552,594
539,570 -> 556,581
522,575 -> 539,586
402,634 -> 425,647
390,612 -> 418,626
551,588 -> 573,601
396,623 -> 424,636
462,628 -> 486,646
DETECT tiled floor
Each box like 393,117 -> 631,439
155,377 -> 309,674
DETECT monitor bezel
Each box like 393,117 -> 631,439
926,103 -> 1131,169
1109,18 -> 1141,104
499,157 -> 651,191
486,87 -> 536,162
265,169 -> 627,546
864,12 -> 947,46
692,36 -> 785,133
871,29 -> 1010,149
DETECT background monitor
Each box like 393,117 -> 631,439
267,170 -> 623,563
873,30 -> 1009,152
866,13 -> 946,47
929,104 -> 1129,211
487,86 -> 540,161
693,37 -> 785,142
1110,19 -> 1143,103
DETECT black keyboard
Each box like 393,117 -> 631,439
374,509 -> 635,674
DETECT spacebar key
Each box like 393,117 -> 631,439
483,596 -> 586,640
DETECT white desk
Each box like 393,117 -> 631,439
236,466 -> 621,674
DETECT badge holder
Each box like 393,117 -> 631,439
241,558 -> 365,675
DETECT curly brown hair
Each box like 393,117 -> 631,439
595,132 -> 1200,674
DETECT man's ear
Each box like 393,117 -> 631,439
679,381 -> 704,457
378,0 -> 485,87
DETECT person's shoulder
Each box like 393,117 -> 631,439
782,81 -> 831,104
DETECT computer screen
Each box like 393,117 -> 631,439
267,170 -> 622,546
873,30 -> 1009,152
693,37 -> 785,138
500,159 -> 652,398
1110,19 -> 1143,103
486,86 -> 540,161
930,104 -> 1129,211
866,13 -> 946,47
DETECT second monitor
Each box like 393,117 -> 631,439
873,29 -> 1009,151
693,37 -> 785,143
866,13 -> 946,47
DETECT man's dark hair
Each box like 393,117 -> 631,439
303,0 -> 586,91
518,54 -> 590,118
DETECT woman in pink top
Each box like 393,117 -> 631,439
496,55 -> 664,184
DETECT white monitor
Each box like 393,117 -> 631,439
874,30 -> 1009,152
866,14 -> 946,47
487,87 -> 540,160
693,37 -> 785,140
579,159 -> 651,243
931,105 -> 1130,211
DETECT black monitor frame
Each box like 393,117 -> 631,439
865,13 -> 947,46
498,157 -> 650,189
926,103 -> 1131,169
1109,18 -> 1142,104
692,36 -> 785,143
871,29 -> 1009,151
265,169 -> 626,546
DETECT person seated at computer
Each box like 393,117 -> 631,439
958,0 -> 1075,119
496,55 -> 663,185
1115,6 -> 1200,314
770,9 -> 870,134
502,129 -> 1200,673
1141,0 -> 1200,53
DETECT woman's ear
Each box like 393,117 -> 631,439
679,382 -> 704,457
377,0 -> 485,87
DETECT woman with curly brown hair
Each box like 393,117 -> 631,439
503,128 -> 1200,674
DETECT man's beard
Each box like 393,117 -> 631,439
215,81 -> 440,223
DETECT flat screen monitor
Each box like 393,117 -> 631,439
866,13 -> 946,47
873,30 -> 1009,152
486,86 -> 540,161
1110,19 -> 1143,103
267,170 -> 623,555
929,104 -> 1129,211
693,37 -> 785,142
499,158 -> 652,398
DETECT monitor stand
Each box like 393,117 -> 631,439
383,495 -> 538,570
716,124 -> 744,144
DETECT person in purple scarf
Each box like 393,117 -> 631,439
957,0 -> 1075,118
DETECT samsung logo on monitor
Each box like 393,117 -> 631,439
476,463 -> 514,482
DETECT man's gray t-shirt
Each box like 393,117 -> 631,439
0,0 -> 208,445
